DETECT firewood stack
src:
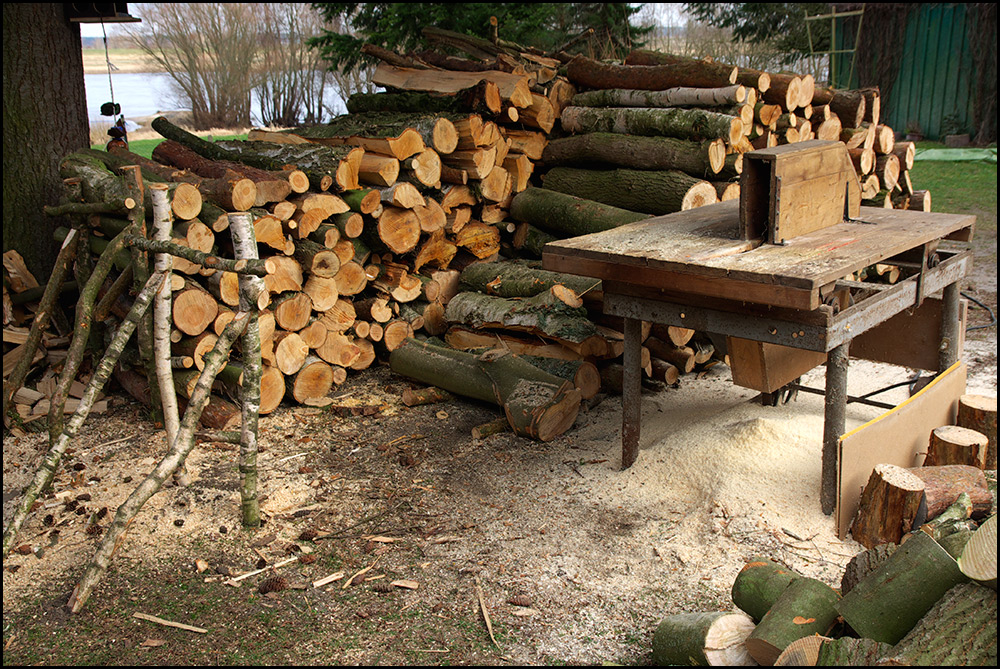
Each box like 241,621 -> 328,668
38,27 -> 940,436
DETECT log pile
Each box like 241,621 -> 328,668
650,403 -> 996,666
12,31 -> 946,441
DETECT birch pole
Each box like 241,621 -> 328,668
228,212 -> 264,528
2,271 -> 166,560
150,184 -> 186,486
68,310 -> 250,612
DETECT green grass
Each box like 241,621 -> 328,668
90,134 -> 248,160
909,141 -> 998,233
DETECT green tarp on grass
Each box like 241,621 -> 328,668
914,148 -> 997,163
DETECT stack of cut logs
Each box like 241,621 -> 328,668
47,28 -> 937,438
650,395 -> 996,667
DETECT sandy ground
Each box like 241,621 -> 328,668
3,321 -> 995,663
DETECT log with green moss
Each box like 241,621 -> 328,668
541,167 -> 718,216
745,577 -> 841,666
731,556 -> 805,622
651,611 -> 756,666
836,530 -> 970,644
388,339 -> 582,442
458,259 -> 601,300
879,582 -> 997,666
560,104 -> 744,145
444,289 -> 605,355
509,187 -> 648,239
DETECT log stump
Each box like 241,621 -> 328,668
652,611 -> 756,666
956,394 -> 997,469
926,425 -> 990,469
850,463 -> 926,549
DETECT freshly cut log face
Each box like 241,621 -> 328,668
850,463 -> 926,548
652,611 -> 756,666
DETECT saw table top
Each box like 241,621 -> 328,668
542,199 -> 975,312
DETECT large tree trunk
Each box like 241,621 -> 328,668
3,4 -> 90,283
567,55 -> 738,91
561,105 -> 743,145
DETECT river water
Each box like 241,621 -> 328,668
84,72 -> 346,129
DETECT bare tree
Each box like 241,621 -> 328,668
128,3 -> 260,130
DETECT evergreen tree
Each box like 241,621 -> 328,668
308,3 -> 651,73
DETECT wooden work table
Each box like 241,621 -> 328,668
542,199 -> 975,514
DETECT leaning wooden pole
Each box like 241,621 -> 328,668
149,184 -> 186,486
228,211 -> 264,529
68,310 -> 250,613
2,271 -> 166,560
46,227 -> 131,441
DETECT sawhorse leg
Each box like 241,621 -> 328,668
621,317 -> 643,469
821,342 -> 849,515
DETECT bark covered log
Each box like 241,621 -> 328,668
541,167 -> 717,216
560,105 -> 743,145
542,132 -> 726,177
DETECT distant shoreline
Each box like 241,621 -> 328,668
82,47 -> 165,75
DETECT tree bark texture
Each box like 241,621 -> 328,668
542,132 -> 726,177
541,166 -> 718,216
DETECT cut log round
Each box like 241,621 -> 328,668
172,281 -> 218,337
850,463 -> 927,549
271,291 -> 313,332
957,514 -> 996,590
652,611 -> 756,666
288,356 -> 334,404
956,394 -> 997,469
926,425 -> 990,469
273,331 -> 309,376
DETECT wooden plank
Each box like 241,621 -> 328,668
850,297 -> 967,372
727,337 -> 827,393
836,361 -> 967,538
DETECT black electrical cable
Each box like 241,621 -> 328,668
962,291 -> 997,332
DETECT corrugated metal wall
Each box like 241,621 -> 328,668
836,4 -> 975,140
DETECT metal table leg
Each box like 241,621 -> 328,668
621,317 -> 643,469
821,342 -> 850,515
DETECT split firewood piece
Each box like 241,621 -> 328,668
543,132 -> 727,177
173,333 -> 222,372
357,153 -> 400,188
561,105 -> 743,146
444,326 -> 583,362
745,577 -> 841,666
879,581 -> 996,666
850,463 -> 927,549
454,221 -> 501,259
541,166 -> 717,216
320,298 -> 357,335
907,464 -> 993,520
197,170 -> 258,213
956,394 -> 997,469
442,146 -> 496,180
295,115 -> 426,161
731,557 -> 804,623
372,64 -> 534,109
401,149 -> 443,188
652,611 -> 756,667
264,256 -> 304,295
836,530 -> 969,645
925,425 -> 990,469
